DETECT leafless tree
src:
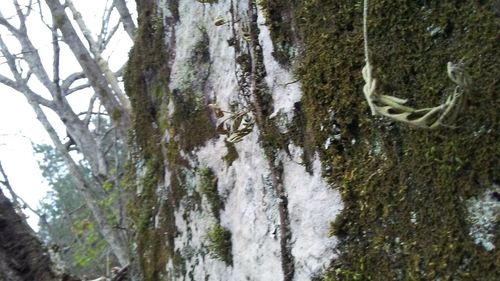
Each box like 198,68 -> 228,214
0,0 -> 137,266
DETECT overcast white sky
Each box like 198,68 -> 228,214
0,0 -> 135,229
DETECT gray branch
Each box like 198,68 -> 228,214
113,0 -> 136,39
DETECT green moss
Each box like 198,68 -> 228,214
125,18 -> 217,279
172,249 -> 187,278
158,101 -> 169,134
53,15 -> 65,28
111,108 -> 122,122
198,167 -> 224,219
165,139 -> 188,207
222,141 -> 239,166
124,2 -> 176,280
275,0 -> 500,280
169,27 -> 217,150
125,0 -> 498,279
257,0 -> 298,66
170,88 -> 216,150
262,0 -> 500,280
124,2 -> 169,161
125,156 -> 169,281
206,223 -> 232,265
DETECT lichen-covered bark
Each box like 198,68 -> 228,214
125,0 -> 332,280
125,0 -> 498,280
124,1 -> 173,280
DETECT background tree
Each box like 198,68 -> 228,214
35,143 -> 120,278
0,0 -> 137,266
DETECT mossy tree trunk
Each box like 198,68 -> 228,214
125,0 -> 499,280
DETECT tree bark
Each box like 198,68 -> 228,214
0,188 -> 80,281
113,0 -> 136,40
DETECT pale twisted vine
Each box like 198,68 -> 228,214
362,0 -> 471,129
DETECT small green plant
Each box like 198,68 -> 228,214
206,223 -> 232,265
198,167 -> 224,218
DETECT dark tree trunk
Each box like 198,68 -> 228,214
0,188 -> 79,281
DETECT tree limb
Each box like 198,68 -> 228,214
0,161 -> 50,229
0,37 -> 54,109
0,187 -> 80,281
83,94 -> 98,126
45,0 -> 131,137
61,72 -> 85,93
66,0 -> 130,111
52,24 -> 63,100
113,0 -> 136,39
0,161 -> 19,205
0,3 -> 57,94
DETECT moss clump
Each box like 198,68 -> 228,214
257,0 -> 298,66
222,141 -> 239,166
170,27 -> 217,150
124,1 -> 176,280
125,157 -> 170,281
198,167 -> 224,219
111,108 -> 123,122
124,1 -> 169,160
263,0 -> 499,280
172,249 -> 187,278
170,88 -> 216,150
206,223 -> 232,265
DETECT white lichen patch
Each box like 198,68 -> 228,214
195,130 -> 283,280
281,146 -> 344,280
466,184 -> 500,251
256,5 -> 301,124
168,0 -> 238,104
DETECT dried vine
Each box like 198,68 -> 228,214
362,0 -> 471,129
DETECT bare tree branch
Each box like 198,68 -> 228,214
0,3 -> 57,94
61,72 -> 85,93
0,161 -> 48,226
52,24 -> 62,100
0,161 -> 19,204
113,0 -> 136,39
13,0 -> 28,32
97,0 -> 114,51
1,33 -> 109,181
0,36 -> 54,109
45,0 -> 131,137
0,73 -> 18,90
65,83 -> 91,95
65,0 -> 130,112
0,11 -> 21,35
101,20 -> 121,51
37,0 -> 53,29
1,0 -> 133,268
83,94 -> 98,126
